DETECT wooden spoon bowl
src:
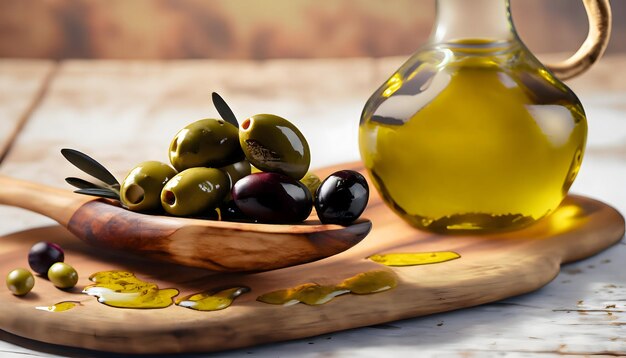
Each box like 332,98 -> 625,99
0,175 -> 371,272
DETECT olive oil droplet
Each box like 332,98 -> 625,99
257,270 -> 396,306
368,251 -> 460,266
83,271 -> 178,309
258,283 -> 349,306
337,270 -> 397,294
176,286 -> 250,311
36,301 -> 80,312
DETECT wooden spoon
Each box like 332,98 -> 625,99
0,175 -> 371,272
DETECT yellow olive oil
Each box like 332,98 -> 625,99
36,301 -> 80,312
335,270 -> 397,294
83,271 -> 178,309
258,283 -> 348,306
369,251 -> 460,266
257,270 -> 397,306
360,41 -> 586,232
175,287 -> 250,311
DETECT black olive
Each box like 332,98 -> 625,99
232,172 -> 312,224
28,241 -> 65,276
219,200 -> 255,223
315,170 -> 369,225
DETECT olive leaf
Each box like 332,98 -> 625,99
65,177 -> 107,190
61,149 -> 122,201
61,148 -> 120,189
65,177 -> 121,200
212,92 -> 239,128
74,188 -> 121,201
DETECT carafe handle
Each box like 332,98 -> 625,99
546,0 -> 612,80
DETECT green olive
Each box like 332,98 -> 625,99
219,159 -> 251,188
219,159 -> 252,201
161,168 -> 229,216
48,262 -> 78,289
300,172 -> 321,199
239,114 -> 310,180
120,161 -> 177,212
6,268 -> 34,296
169,118 -> 243,171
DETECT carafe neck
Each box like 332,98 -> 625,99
430,0 -> 517,44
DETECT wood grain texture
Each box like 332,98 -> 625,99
0,60 -> 55,163
0,175 -> 93,227
67,200 -> 371,271
0,163 -> 623,354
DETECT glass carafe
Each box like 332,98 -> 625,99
359,0 -> 612,233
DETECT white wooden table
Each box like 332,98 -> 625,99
0,55 -> 624,357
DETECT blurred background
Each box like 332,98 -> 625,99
0,0 -> 624,60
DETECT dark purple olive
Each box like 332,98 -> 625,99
28,241 -> 65,276
232,172 -> 312,223
219,200 -> 255,223
315,170 -> 369,225
190,208 -> 220,221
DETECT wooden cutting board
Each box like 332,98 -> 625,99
0,163 -> 624,354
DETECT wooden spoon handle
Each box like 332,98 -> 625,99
0,175 -> 93,227
546,0 -> 612,80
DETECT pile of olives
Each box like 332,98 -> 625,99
5,242 -> 78,296
118,95 -> 370,226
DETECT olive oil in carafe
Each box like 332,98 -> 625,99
359,42 -> 587,232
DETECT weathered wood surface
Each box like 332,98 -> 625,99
0,60 -> 54,161
0,55 -> 624,356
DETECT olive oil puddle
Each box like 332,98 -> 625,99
369,251 -> 460,266
83,270 -> 398,310
83,271 -> 179,309
36,301 -> 81,312
176,286 -> 250,311
257,270 -> 397,306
